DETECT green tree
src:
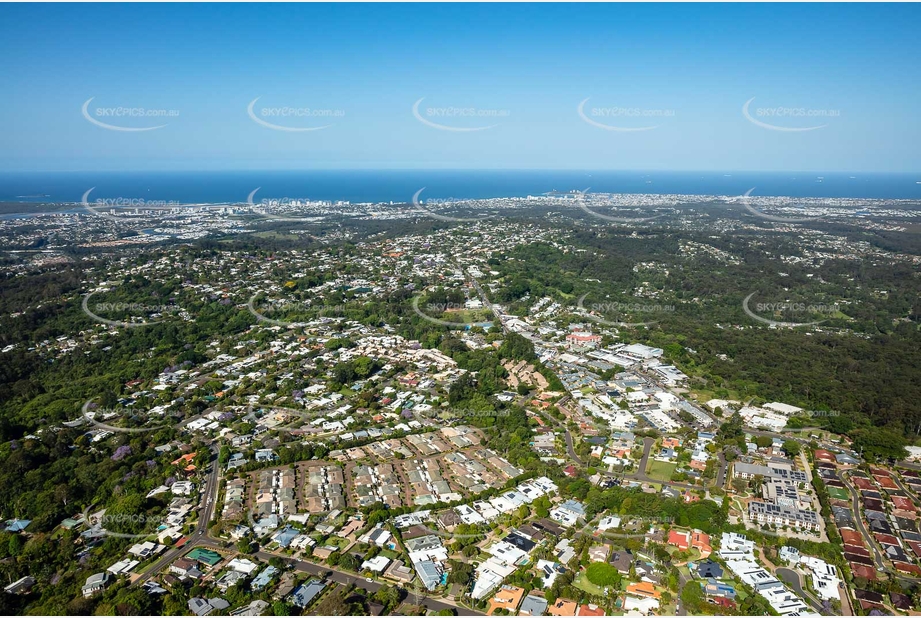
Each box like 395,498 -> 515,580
585,563 -> 621,587
782,440 -> 801,457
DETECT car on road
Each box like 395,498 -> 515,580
366,577 -> 374,583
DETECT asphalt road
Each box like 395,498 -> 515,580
607,437 -> 708,493
776,567 -> 824,612
134,445 -> 221,586
715,451 -> 727,488
839,470 -> 886,566
563,425 -> 583,465
628,437 -> 656,482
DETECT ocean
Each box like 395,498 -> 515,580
1,170 -> 919,205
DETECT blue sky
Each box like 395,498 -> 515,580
0,2 -> 919,172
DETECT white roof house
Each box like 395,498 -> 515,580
361,556 -> 391,573
226,558 -> 260,575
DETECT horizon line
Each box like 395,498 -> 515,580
2,168 -> 920,175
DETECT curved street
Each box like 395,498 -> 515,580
839,469 -> 886,566
776,567 -> 824,613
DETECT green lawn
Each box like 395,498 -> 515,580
646,460 -> 677,481
437,308 -> 493,324
826,487 -> 849,500
574,572 -> 606,596
323,536 -> 351,549
136,557 -> 164,575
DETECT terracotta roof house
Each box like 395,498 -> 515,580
840,529 -> 865,547
548,599 -> 579,616
666,529 -> 711,554
667,529 -> 689,550
849,563 -> 877,580
626,582 -> 661,599
487,586 -> 525,616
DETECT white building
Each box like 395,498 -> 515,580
622,344 -> 663,359
718,532 -> 756,561
361,556 -> 391,573
798,555 -> 842,601
226,558 -> 260,575
764,402 -> 803,416
171,481 -> 196,496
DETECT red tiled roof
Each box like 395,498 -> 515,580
841,529 -> 865,547
844,544 -> 870,557
849,563 -> 877,580
691,530 -> 712,553
908,541 -> 921,557
667,530 -> 689,549
875,476 -> 899,489
873,533 -> 901,546
894,562 -> 921,576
